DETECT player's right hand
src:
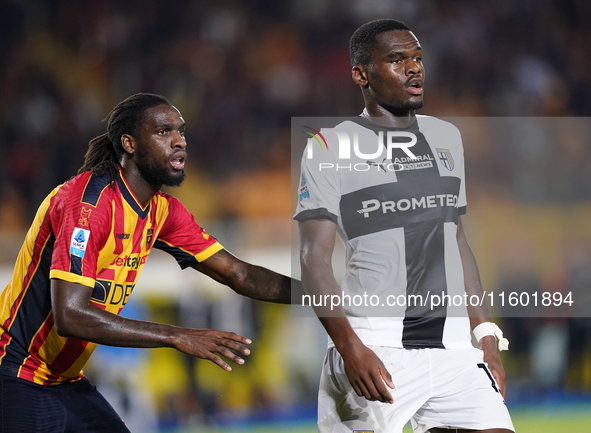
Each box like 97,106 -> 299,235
480,335 -> 507,398
341,341 -> 395,404
173,329 -> 252,371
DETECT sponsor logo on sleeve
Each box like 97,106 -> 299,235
299,174 -> 310,202
70,228 -> 91,258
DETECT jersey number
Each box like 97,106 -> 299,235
477,363 -> 500,393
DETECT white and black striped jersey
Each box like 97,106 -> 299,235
294,114 -> 473,349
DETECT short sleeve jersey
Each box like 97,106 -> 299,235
0,169 -> 222,385
294,115 -> 472,349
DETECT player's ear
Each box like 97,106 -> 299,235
352,65 -> 369,87
121,134 -> 136,155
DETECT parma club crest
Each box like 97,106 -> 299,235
436,148 -> 455,171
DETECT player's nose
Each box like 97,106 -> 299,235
405,58 -> 422,75
172,131 -> 186,149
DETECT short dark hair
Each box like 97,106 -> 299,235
349,19 -> 412,67
78,93 -> 171,182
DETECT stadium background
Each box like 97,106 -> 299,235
1,0 -> 590,431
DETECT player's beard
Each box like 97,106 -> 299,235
404,99 -> 424,111
134,149 -> 186,188
383,98 -> 424,115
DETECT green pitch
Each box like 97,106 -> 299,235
188,408 -> 591,432
509,406 -> 591,433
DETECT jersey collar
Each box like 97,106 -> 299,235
354,111 -> 420,135
116,169 -> 151,219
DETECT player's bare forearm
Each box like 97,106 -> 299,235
302,259 -> 362,355
300,218 -> 395,403
50,279 -> 251,370
193,249 -> 302,304
300,218 -> 348,320
480,335 -> 507,397
457,218 -> 508,396
301,242 -> 392,400
303,265 -> 395,404
51,278 -> 174,347
457,217 -> 491,328
236,261 -> 301,303
299,218 -> 362,345
300,229 -> 362,346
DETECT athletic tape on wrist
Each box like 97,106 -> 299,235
472,322 -> 509,351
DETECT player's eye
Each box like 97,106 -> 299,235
158,129 -> 168,135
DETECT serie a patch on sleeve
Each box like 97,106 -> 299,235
70,228 -> 91,258
299,173 -> 310,202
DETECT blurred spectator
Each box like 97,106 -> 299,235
1,0 -> 590,226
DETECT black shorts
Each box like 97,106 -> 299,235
0,374 -> 130,433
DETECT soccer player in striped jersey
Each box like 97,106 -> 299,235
0,93 -> 301,432
295,20 -> 514,432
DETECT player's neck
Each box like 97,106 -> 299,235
362,104 -> 416,128
119,166 -> 159,208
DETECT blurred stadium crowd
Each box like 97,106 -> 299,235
1,0 -> 591,431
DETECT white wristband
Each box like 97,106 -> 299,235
472,322 -> 509,351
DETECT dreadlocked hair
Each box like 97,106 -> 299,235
78,93 -> 172,183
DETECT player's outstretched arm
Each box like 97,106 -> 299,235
299,218 -> 395,403
192,249 -> 305,304
51,279 -> 251,371
457,217 -> 507,397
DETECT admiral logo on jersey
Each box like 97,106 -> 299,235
392,153 -> 434,171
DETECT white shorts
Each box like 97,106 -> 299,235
318,346 -> 514,433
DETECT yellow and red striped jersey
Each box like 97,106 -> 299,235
0,169 -> 222,385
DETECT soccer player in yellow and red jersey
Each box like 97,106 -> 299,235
0,93 -> 301,432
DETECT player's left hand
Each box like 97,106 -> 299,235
480,335 -> 507,398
